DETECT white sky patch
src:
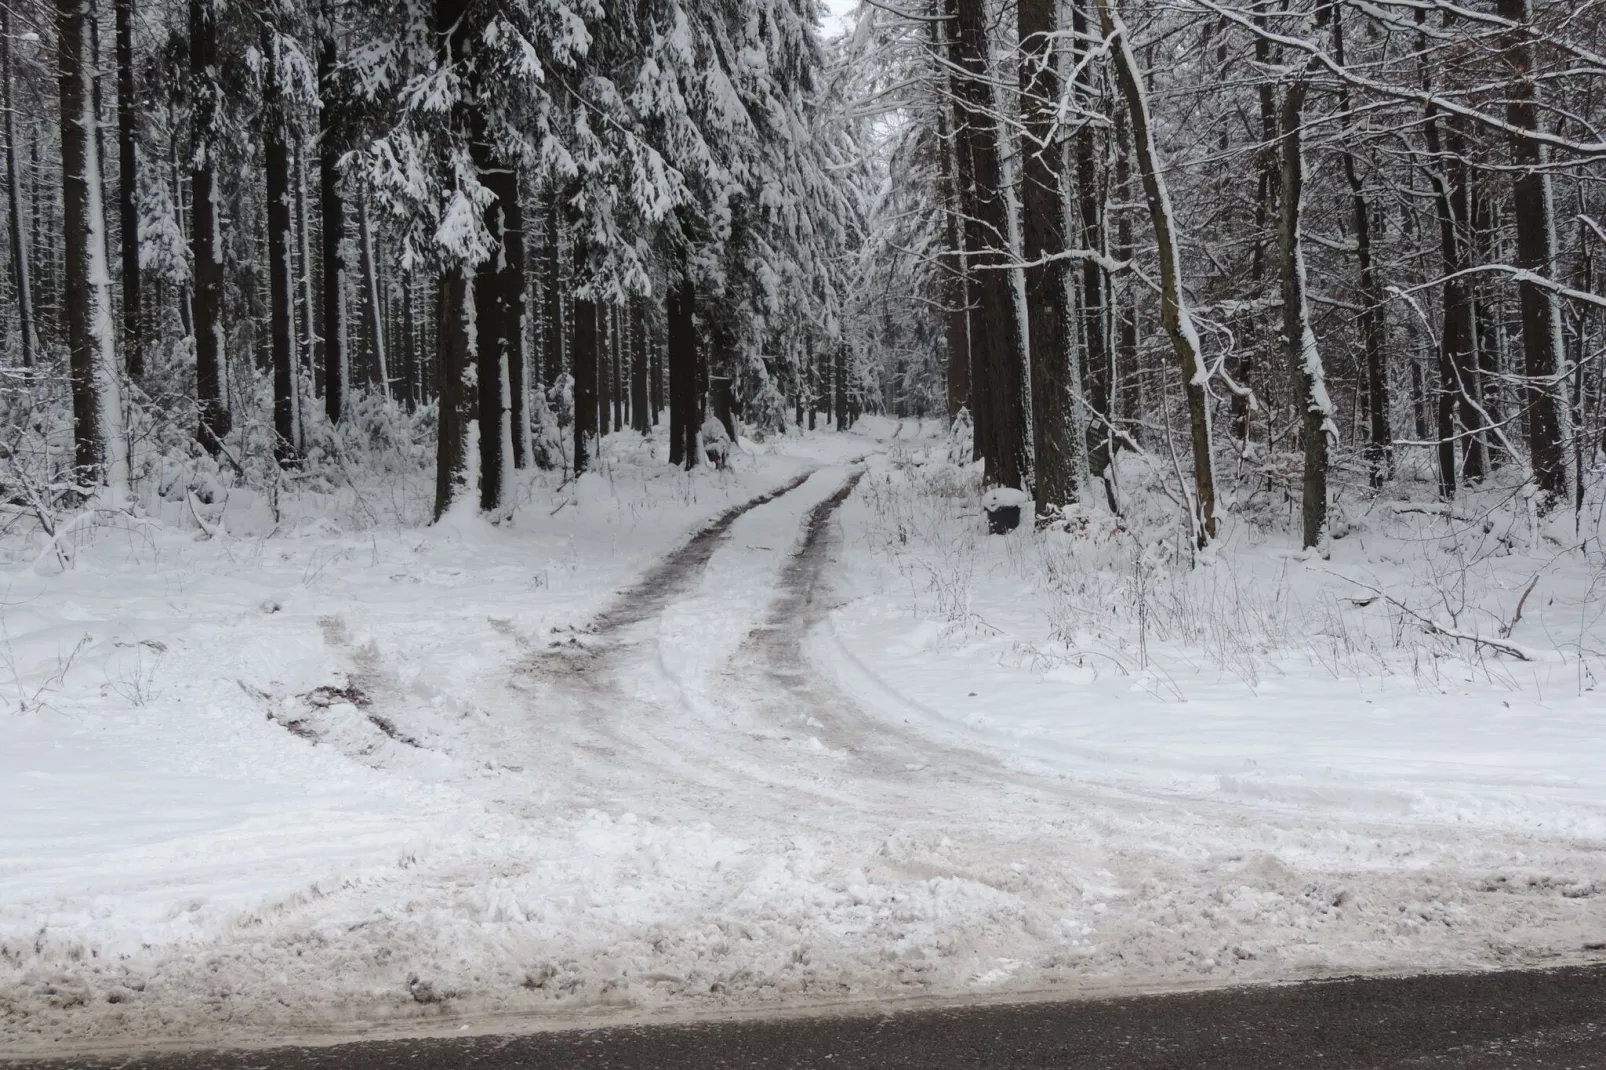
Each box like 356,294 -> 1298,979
819,0 -> 858,38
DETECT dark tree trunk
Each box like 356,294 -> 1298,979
943,0 -> 984,462
318,13 -> 347,424
1018,0 -> 1076,516
434,0 -> 481,516
1423,106 -> 1479,497
834,344 -> 848,431
649,323 -> 664,427
1073,0 -> 1110,476
1113,111 -> 1138,431
572,256 -> 597,476
1496,0 -> 1567,506
1333,5 -> 1391,485
667,274 -> 697,468
58,0 -> 105,478
596,300 -> 610,438
506,195 -> 528,469
540,187 -> 563,414
401,266 -> 417,410
950,0 -> 1027,489
474,157 -> 521,509
2,2 -> 37,368
189,0 -> 229,454
631,299 -> 649,433
114,0 -> 140,377
611,306 -> 623,433
1236,1 -> 1282,445
295,139 -> 317,400
433,267 -> 473,518
264,26 -> 298,466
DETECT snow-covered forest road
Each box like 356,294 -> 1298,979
4,423 -> 1606,1055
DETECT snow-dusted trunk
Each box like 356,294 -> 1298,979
499,174 -> 528,471
57,0 -> 129,501
189,0 -> 229,455
539,187 -> 563,413
950,0 -> 1028,490
1278,78 -> 1330,553
317,21 -> 347,424
114,0 -> 140,378
295,138 -> 316,409
1112,111 -> 1138,430
2,4 -> 37,369
1018,0 -> 1076,517
264,29 -> 299,467
1421,104 -> 1478,497
473,162 -> 519,512
1097,2 -> 1217,547
358,189 -> 387,399
927,16 -> 969,424
1496,0 -> 1568,508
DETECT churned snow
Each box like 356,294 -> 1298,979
3,419 -> 1605,1053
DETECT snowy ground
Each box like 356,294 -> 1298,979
4,418 -> 1605,1054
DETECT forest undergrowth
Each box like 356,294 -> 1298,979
856,439 -> 1606,705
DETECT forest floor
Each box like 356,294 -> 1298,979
3,417 -> 1606,1056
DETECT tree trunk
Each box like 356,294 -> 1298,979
358,188 -> 387,398
930,19 -> 969,424
114,0 -> 140,377
318,15 -> 347,424
1113,110 -> 1138,431
611,306 -> 623,433
2,3 -> 38,368
264,26 -> 299,466
295,138 -> 316,411
1495,0 -> 1568,506
950,0 -> 1028,489
1018,0 -> 1076,517
540,187 -> 563,415
572,259 -> 597,476
472,152 -> 521,511
649,322 -> 663,426
57,0 -> 129,498
631,299 -> 649,433
433,267 -> 474,518
1098,0 -> 1217,546
1422,105 -> 1477,496
189,0 -> 229,454
401,266 -> 417,409
1073,0 -> 1110,476
1331,4 -> 1391,486
667,273 -> 697,468
1278,78 -> 1330,551
841,338 -> 854,427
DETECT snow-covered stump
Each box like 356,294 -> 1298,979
982,486 -> 1027,534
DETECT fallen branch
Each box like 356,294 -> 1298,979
1499,575 -> 1540,640
1320,571 -> 1533,662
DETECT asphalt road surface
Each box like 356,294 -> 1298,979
10,965 -> 1606,1070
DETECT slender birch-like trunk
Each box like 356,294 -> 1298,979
1097,0 -> 1217,546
